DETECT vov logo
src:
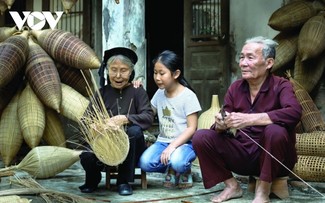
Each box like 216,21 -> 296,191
9,11 -> 64,31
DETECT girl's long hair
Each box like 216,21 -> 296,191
152,50 -> 195,93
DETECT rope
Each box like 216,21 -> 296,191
238,129 -> 325,197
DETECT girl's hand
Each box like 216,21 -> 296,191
160,146 -> 176,165
132,80 -> 142,88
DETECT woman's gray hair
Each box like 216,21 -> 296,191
106,54 -> 135,70
245,36 -> 278,60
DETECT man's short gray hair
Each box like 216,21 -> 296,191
245,36 -> 278,60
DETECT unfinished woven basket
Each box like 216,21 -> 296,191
293,155 -> 325,182
296,131 -> 325,157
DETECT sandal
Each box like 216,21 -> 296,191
163,169 -> 179,188
178,171 -> 193,189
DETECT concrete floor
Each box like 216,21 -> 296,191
0,161 -> 325,203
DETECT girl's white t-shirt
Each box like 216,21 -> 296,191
151,87 -> 202,143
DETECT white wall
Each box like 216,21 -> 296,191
229,0 -> 283,80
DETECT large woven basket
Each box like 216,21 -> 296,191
293,53 -> 325,93
25,37 -> 62,113
272,32 -> 298,73
56,62 -> 93,97
293,155 -> 325,182
298,14 -> 325,61
31,29 -> 101,69
296,131 -> 325,157
0,31 -> 28,88
198,95 -> 220,129
60,83 -> 90,122
18,84 -> 46,149
268,1 -> 323,31
0,26 -> 17,42
43,108 -> 67,147
0,92 -> 23,167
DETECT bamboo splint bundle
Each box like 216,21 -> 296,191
0,146 -> 82,179
78,70 -> 129,166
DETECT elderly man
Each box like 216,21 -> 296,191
192,36 -> 302,203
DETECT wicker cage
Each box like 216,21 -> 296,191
292,155 -> 325,182
296,131 -> 325,157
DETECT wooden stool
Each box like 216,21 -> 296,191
248,176 -> 289,199
105,166 -> 147,189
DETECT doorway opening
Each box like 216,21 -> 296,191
145,0 -> 184,99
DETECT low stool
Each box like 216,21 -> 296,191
248,176 -> 289,199
105,166 -> 147,189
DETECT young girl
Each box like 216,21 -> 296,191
139,50 -> 201,189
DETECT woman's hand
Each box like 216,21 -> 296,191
160,145 -> 176,165
132,80 -> 142,88
109,115 -> 129,126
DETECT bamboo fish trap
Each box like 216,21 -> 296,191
272,32 -> 298,73
78,71 -> 130,166
56,62 -> 93,97
294,53 -> 325,93
18,84 -> 45,149
268,1 -> 323,31
0,30 -> 28,88
0,146 -> 82,179
0,92 -> 23,167
31,29 -> 101,69
298,14 -> 325,61
0,26 -> 17,42
61,0 -> 78,14
43,108 -> 66,147
60,83 -> 90,122
25,37 -> 62,113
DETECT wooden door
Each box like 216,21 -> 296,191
184,0 -> 230,112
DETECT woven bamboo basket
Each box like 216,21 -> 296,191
60,83 -> 90,122
296,131 -> 325,157
56,62 -> 93,97
43,108 -> 66,147
0,70 -> 24,113
1,0 -> 15,9
268,1 -> 323,31
25,37 -> 62,113
31,29 -> 101,69
272,32 -> 298,73
0,30 -> 28,88
0,92 -> 23,167
198,95 -> 220,129
293,155 -> 325,182
287,72 -> 325,132
0,195 -> 30,203
298,14 -> 325,61
0,146 -> 82,179
294,53 -> 325,93
17,84 -> 45,149
0,26 -> 17,42
61,0 -> 78,14
0,1 -> 7,15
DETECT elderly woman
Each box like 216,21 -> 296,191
79,47 -> 154,196
192,36 -> 302,203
